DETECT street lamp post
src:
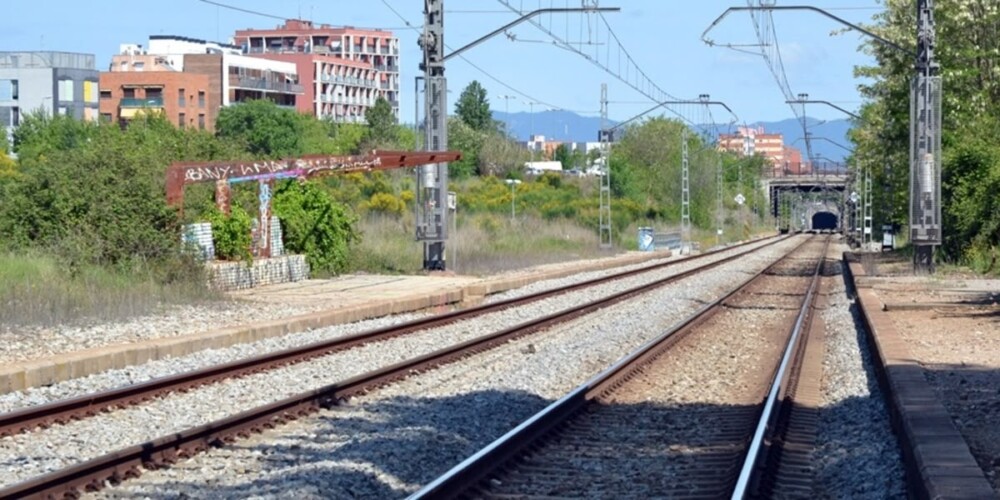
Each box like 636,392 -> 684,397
505,179 -> 522,220
524,100 -> 536,162
499,94 -> 515,137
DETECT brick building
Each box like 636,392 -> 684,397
718,125 -> 805,176
234,20 -> 400,123
100,36 -> 302,131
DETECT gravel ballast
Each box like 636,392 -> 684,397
813,251 -> 906,498
79,236 -> 805,498
0,237 -> 776,415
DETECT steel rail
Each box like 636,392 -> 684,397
408,236 -> 820,499
0,236 -> 795,499
0,235 -> 785,438
731,235 -> 830,498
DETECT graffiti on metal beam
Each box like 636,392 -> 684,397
179,156 -> 385,185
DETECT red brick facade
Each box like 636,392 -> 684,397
99,72 -> 212,130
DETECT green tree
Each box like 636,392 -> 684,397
447,116 -> 482,179
553,144 -> 570,169
215,100 -> 303,158
0,112 -> 239,269
362,97 -> 399,150
456,80 -> 494,132
850,0 -> 1000,263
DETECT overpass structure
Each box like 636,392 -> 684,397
761,163 -> 851,232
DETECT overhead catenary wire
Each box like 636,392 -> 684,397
378,0 -> 595,115
198,0 -> 410,31
494,0 -> 705,128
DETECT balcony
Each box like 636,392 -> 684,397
230,75 -> 304,94
120,97 -> 163,107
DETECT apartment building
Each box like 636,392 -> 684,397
0,51 -> 100,143
100,36 -> 302,131
718,125 -> 804,176
233,20 -> 400,123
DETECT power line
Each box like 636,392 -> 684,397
199,0 -> 411,31
377,0 -> 586,113
494,0 -> 700,127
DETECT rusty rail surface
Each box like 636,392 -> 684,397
409,236 -> 827,499
0,236 -> 786,439
0,236 -> 793,499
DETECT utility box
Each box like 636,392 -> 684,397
638,227 -> 655,252
882,223 -> 896,251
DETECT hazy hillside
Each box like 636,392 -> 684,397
492,109 -> 853,162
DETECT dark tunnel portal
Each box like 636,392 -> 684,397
812,211 -> 838,231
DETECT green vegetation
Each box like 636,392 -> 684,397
852,1 -> 1000,272
0,84 -> 770,326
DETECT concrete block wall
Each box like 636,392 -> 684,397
207,254 -> 309,291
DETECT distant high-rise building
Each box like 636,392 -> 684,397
0,51 -> 100,143
100,36 -> 303,131
233,20 -> 400,123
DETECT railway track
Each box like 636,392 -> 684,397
0,236 -> 796,498
411,235 -> 830,499
0,236 -> 784,439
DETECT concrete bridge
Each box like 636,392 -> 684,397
761,166 -> 850,231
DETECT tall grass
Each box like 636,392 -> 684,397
0,252 -> 216,328
349,213 -> 607,276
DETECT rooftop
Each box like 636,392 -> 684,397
0,51 -> 96,70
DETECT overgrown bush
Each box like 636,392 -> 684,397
364,192 -> 406,216
207,206 -> 253,262
273,180 -> 359,275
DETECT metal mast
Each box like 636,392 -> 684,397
910,0 -> 941,273
417,0 -> 449,270
681,128 -> 691,249
864,164 -> 873,247
716,156 -> 724,245
599,83 -> 612,249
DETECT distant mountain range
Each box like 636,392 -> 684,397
491,110 -> 853,162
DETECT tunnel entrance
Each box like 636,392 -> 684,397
812,211 -> 838,231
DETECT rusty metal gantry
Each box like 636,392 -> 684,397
166,150 -> 461,258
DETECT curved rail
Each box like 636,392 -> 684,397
0,236 -> 795,499
0,235 -> 786,437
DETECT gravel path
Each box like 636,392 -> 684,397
0,237 -> 775,415
813,246 -> 906,498
84,236 -> 805,499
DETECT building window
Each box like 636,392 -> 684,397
100,113 -> 112,123
58,80 -> 74,101
12,107 -> 18,126
134,62 -> 145,72
179,112 -> 186,129
83,81 -> 98,103
198,91 -> 205,108
178,88 -> 185,108
0,80 -> 18,101
123,88 -> 135,98
100,90 -> 111,100
198,113 -> 205,130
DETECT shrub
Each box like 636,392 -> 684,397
365,192 -> 406,216
208,206 -> 254,262
273,180 -> 360,275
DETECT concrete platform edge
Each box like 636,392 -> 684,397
1,250 -> 672,395
844,252 -> 996,499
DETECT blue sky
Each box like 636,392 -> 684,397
3,0 -> 882,123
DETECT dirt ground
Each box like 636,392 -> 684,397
861,250 -> 1000,491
